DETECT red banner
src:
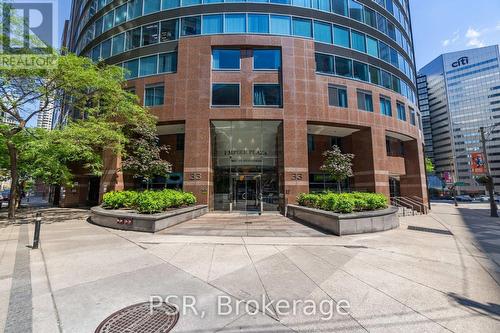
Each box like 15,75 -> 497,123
471,152 -> 486,175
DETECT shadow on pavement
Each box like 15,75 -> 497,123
448,292 -> 500,319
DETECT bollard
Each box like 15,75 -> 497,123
32,212 -> 42,249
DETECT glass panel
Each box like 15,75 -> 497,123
183,0 -> 202,5
140,55 -> 158,76
254,84 -> 282,106
126,27 -> 142,50
313,0 -> 330,11
335,57 -> 352,77
213,49 -> 240,70
332,0 -> 348,16
353,61 -> 368,81
292,18 -> 312,38
225,14 -> 246,33
364,7 -> 377,28
103,11 -> 114,31
143,23 -> 159,46
101,39 -> 111,58
181,16 -> 201,36
381,70 -> 392,89
270,15 -> 291,35
357,91 -> 373,112
212,84 -> 240,106
349,0 -> 363,22
377,13 -> 387,34
293,0 -> 311,8
91,45 -> 101,62
248,14 -> 269,33
390,47 -> 399,67
379,41 -> 390,62
94,18 -> 103,36
114,4 -> 127,25
369,66 -> 380,85
162,0 -> 180,9
351,30 -> 366,52
124,59 -> 139,79
254,49 -> 281,70
333,25 -> 350,47
314,21 -> 332,44
128,0 -> 143,19
160,19 -> 178,42
271,0 -> 290,3
203,14 -> 223,34
315,53 -> 334,74
366,36 -> 378,57
159,52 -> 177,72
111,33 -> 125,56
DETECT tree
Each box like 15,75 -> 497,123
121,123 -> 172,189
0,54 -> 155,218
425,157 -> 435,174
320,145 -> 355,193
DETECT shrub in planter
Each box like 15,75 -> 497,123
296,192 -> 388,214
297,193 -> 320,208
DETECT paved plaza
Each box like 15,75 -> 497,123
0,203 -> 499,332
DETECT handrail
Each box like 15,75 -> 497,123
392,196 -> 428,215
392,197 -> 417,216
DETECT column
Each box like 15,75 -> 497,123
283,119 -> 309,207
400,140 -> 428,203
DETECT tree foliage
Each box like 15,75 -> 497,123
425,157 -> 435,174
320,145 -> 355,193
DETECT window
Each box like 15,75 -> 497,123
292,18 -> 312,38
335,57 -> 352,77
328,85 -> 348,108
181,16 -> 201,36
351,30 -> 366,52
349,0 -> 363,22
159,52 -> 177,73
313,0 -> 330,11
103,11 -> 114,31
254,49 -> 281,70
111,33 -> 125,56
377,13 -> 387,34
379,41 -> 390,62
390,47 -> 399,67
128,0 -> 143,20
176,133 -> 185,151
410,108 -> 416,125
114,4 -> 127,26
94,17 -> 103,36
314,21 -> 332,44
397,102 -> 406,121
381,70 -> 392,89
142,23 -> 159,46
270,15 -> 291,35
212,84 -> 240,106
357,90 -> 373,112
160,19 -> 178,42
101,39 -> 111,58
294,0 -> 311,8
124,59 -> 139,79
308,134 -> 315,152
225,14 -> 246,33
380,96 -> 392,116
139,55 -> 158,76
332,0 -> 348,16
203,14 -> 223,34
387,22 -> 396,41
315,53 -> 334,74
366,37 -> 378,57
183,0 -> 201,5
369,66 -> 380,85
144,0 -> 161,14
162,0 -> 179,9
145,85 -> 164,106
248,14 -> 269,33
212,49 -> 240,70
91,45 -> 101,62
333,25 -> 350,48
126,27 -> 141,50
254,84 -> 282,107
392,76 -> 401,93
353,61 -> 368,81
364,7 -> 377,28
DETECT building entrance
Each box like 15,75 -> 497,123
232,174 -> 262,212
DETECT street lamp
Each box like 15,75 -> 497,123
479,126 -> 499,218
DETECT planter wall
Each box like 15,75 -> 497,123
287,205 -> 399,236
90,205 -> 208,233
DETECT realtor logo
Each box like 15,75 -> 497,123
1,0 -> 57,54
452,56 -> 469,68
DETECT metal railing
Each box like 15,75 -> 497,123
391,196 -> 429,215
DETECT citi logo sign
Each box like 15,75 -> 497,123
452,57 -> 469,68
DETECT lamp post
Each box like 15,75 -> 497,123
479,126 -> 499,218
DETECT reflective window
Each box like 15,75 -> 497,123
313,0 -> 330,11
114,4 -> 127,26
145,85 -> 164,106
366,36 -> 379,57
103,11 -> 114,31
351,30 -> 366,53
314,21 -> 332,44
254,84 -> 282,106
333,25 -> 350,48
328,85 -> 348,108
390,48 -> 399,67
212,84 -> 240,106
213,49 -> 240,70
387,22 -> 396,41
101,39 -> 111,58
332,0 -> 348,16
254,49 -> 281,70
160,19 -> 178,42
159,52 -> 177,73
181,16 -> 201,36
349,0 -> 363,22
335,56 -> 352,77
377,13 -> 387,34
126,27 -> 141,50
270,15 -> 291,35
397,102 -> 406,121
124,59 -> 139,79
144,0 -> 161,14
364,7 -> 377,28
315,53 -> 334,74
369,66 -> 380,85
142,23 -> 159,46
293,0 -> 312,8
162,0 -> 180,9
183,0 -> 201,5
357,90 -> 373,112
379,41 -> 390,62
111,33 -> 125,56
91,45 -> 101,62
409,107 -> 416,125
353,61 -> 369,81
94,17 -> 103,36
225,14 -> 246,33
203,14 -> 223,34
128,0 -> 143,20
380,96 -> 392,116
140,55 -> 158,76
381,70 -> 392,89
248,14 -> 269,33
292,18 -> 312,38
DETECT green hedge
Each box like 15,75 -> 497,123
297,192 -> 388,214
102,189 -> 197,214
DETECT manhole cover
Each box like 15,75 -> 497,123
95,302 -> 179,333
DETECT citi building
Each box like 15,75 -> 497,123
64,0 -> 427,211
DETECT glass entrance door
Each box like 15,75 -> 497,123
232,175 -> 262,213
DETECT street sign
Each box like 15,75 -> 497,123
454,182 -> 469,187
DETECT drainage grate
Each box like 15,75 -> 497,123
95,302 -> 179,333
407,226 -> 453,235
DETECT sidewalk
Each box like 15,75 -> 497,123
0,203 -> 499,332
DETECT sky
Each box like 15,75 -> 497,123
55,0 -> 500,71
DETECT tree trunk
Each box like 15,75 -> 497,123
337,181 -> 342,193
7,141 -> 19,219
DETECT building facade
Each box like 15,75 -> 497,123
418,45 -> 500,194
36,105 -> 54,130
64,0 -> 427,210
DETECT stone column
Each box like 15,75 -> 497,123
400,140 -> 428,203
99,150 -> 124,201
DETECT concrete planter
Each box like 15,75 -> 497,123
287,205 -> 399,236
90,205 -> 208,233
